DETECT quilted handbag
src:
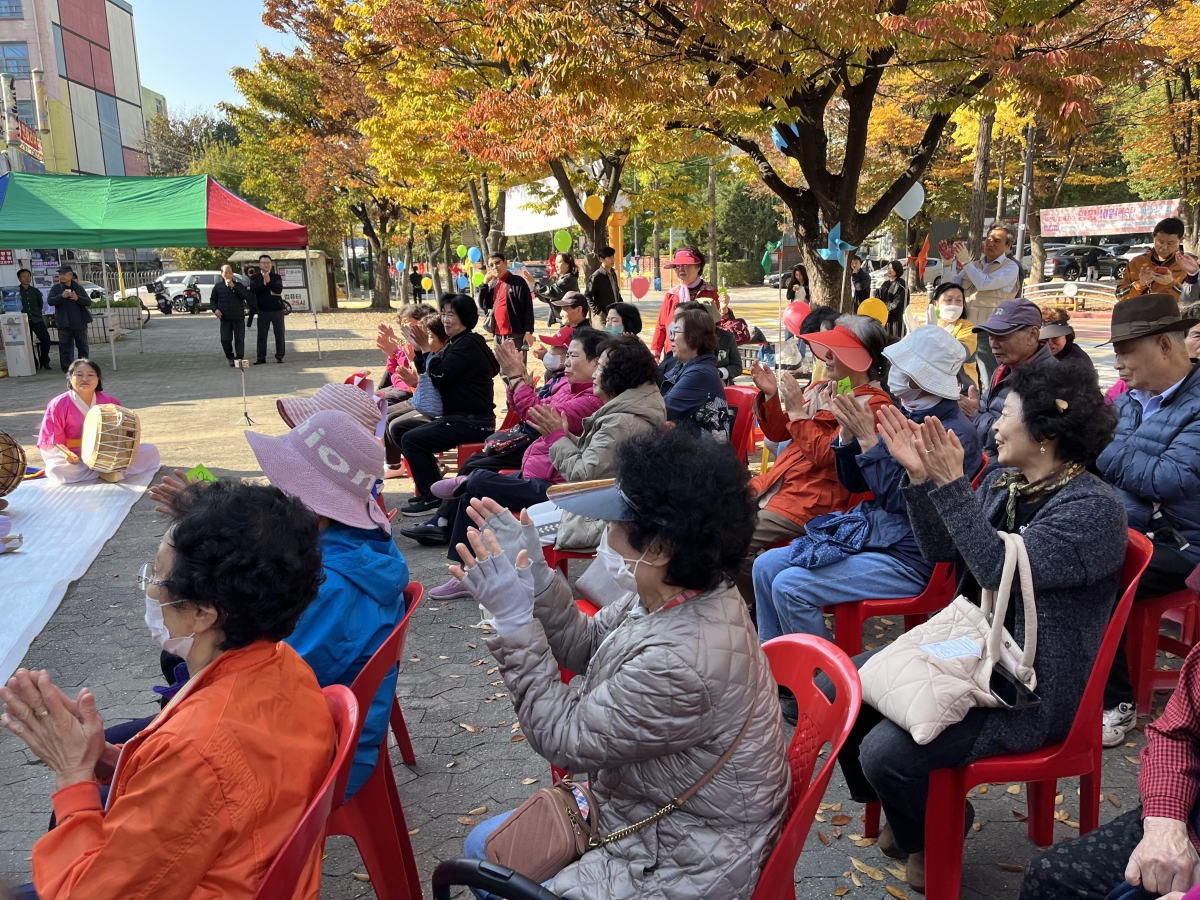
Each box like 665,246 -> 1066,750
411,370 -> 443,419
859,531 -> 1038,745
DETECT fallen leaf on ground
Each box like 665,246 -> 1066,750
449,624 -> 465,630
830,802 -> 842,811
468,806 -> 488,816
1006,785 -> 1021,794
973,822 -> 982,831
491,681 -> 503,686
408,828 -> 419,835
834,888 -> 850,897
448,674 -> 463,679
850,858 -> 884,881
498,721 -> 507,726
1125,755 -> 1141,765
511,735 -> 525,742
457,816 -> 475,825
851,872 -> 864,888
819,803 -> 834,811
511,722 -> 521,732
522,778 -> 538,785
459,723 -> 476,733
352,872 -> 371,882
818,831 -> 830,845
881,618 -> 895,625
439,655 -> 449,659
978,785 -> 988,794
1055,810 -> 1069,821
886,886 -> 910,900
865,643 -> 877,650
1126,742 -> 1137,748
1065,820 -> 1079,828
831,814 -> 851,826
471,659 -> 486,667
445,761 -> 457,768
1013,811 -> 1027,821
854,838 -> 876,848
409,657 -> 420,662
1055,794 -> 1064,804
847,833 -> 863,841
488,667 -> 499,674
468,643 -> 477,649
886,865 -> 907,880
1108,794 -> 1122,808
815,815 -> 827,823
833,828 -> 842,839
484,697 -> 495,703
998,863 -> 1025,873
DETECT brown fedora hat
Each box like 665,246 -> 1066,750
1104,294 -> 1199,345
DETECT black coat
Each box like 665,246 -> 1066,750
851,268 -> 871,303
587,266 -> 622,313
250,271 -> 285,312
209,279 -> 251,317
479,273 -> 535,339
415,330 -> 501,420
47,280 -> 92,330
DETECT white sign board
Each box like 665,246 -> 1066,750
283,288 -> 308,311
1041,199 -> 1183,238
280,266 -> 305,288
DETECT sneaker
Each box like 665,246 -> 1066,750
429,576 -> 472,600
403,495 -> 441,515
399,519 -> 449,545
431,475 -> 467,499
1102,702 -> 1137,748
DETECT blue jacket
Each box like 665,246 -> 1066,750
1097,363 -> 1200,566
832,398 -> 982,580
660,353 -> 730,439
286,522 -> 410,797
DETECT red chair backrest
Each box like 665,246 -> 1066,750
339,582 -> 424,799
971,452 -> 989,489
726,385 -> 759,463
1056,530 -> 1152,757
752,635 -> 863,900
253,685 -> 361,900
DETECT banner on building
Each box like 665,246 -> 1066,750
19,122 -> 42,162
1041,199 -> 1184,237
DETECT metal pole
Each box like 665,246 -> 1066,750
305,246 -> 322,360
100,253 -> 116,370
1014,123 -> 1036,270
131,249 -> 143,353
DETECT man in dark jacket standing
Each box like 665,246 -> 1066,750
586,245 -> 622,316
46,265 -> 91,372
210,264 -> 252,366
250,253 -> 286,364
1096,294 -> 1200,748
18,267 -> 51,371
478,251 -> 534,351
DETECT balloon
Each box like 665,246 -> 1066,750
858,297 -> 888,326
894,182 -> 925,221
421,276 -> 433,291
553,230 -> 572,253
472,271 -> 485,287
395,259 -> 405,272
456,244 -> 468,259
584,195 -> 604,220
783,301 -> 811,336
467,246 -> 482,264
457,274 -> 469,289
630,275 -> 649,299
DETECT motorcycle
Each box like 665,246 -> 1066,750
147,280 -> 173,315
177,285 -> 203,314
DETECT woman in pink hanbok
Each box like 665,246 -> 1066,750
37,358 -> 160,485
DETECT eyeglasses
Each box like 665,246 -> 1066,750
136,562 -> 167,591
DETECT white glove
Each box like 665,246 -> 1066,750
480,507 -> 556,594
460,551 -> 535,635
954,242 -> 972,266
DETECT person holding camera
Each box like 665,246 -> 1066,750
210,264 -> 252,367
47,265 -> 91,372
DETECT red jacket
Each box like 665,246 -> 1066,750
33,641 -> 336,900
749,382 -> 894,527
651,280 -> 719,359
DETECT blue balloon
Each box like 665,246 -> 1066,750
467,246 -> 482,264
395,259 -> 405,272
457,275 -> 469,289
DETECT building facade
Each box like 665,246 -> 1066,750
0,0 -> 157,175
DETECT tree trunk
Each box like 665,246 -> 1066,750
797,238 -> 853,311
1029,212 -> 1047,285
652,218 -> 661,284
442,222 -> 455,293
402,222 -> 414,304
491,189 -> 507,257
708,160 -> 719,286
372,244 -> 391,310
424,235 -> 444,302
467,178 -> 493,259
995,142 -> 1007,221
967,109 -> 995,257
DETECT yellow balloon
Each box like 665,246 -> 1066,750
421,276 -> 433,290
584,195 -> 604,220
857,297 -> 888,326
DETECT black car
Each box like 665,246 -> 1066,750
1043,245 -> 1127,281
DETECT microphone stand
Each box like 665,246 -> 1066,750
234,359 -> 256,426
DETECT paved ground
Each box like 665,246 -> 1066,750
0,293 -> 1155,900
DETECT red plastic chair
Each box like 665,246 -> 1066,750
915,530 -> 1153,900
456,389 -> 529,469
551,598 -> 603,784
726,385 -> 758,463
543,544 -> 596,579
832,562 -> 958,658
252,685 -> 362,900
1126,587 -> 1200,715
327,582 -> 425,900
751,635 -> 863,900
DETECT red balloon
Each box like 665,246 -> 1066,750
631,275 -> 650,299
783,301 -> 811,335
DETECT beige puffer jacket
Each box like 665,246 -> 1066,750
548,381 -> 667,549
487,575 -> 789,900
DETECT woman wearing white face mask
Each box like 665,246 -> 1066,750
450,428 -> 789,900
0,481 -> 335,900
931,281 -> 978,388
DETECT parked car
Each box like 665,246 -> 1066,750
1043,245 -> 1127,281
1122,243 -> 1155,261
156,270 -> 249,311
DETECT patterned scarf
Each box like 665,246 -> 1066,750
992,462 -> 1084,530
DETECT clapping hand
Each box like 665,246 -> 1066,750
495,340 -> 528,378
1178,253 -> 1200,277
464,498 -> 554,592
831,391 -> 877,450
149,468 -> 193,516
532,345 -> 548,362
938,239 -> 953,262
1,669 -> 105,790
953,241 -> 972,266
376,324 -> 400,357
915,416 -> 964,487
877,404 -> 927,483
958,385 -> 981,419
526,404 -> 568,436
449,527 -> 534,635
778,372 -> 810,420
394,365 -> 419,390
750,360 -> 777,398
402,321 -> 432,353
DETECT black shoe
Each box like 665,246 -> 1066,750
403,495 -> 441,515
228,358 -> 235,367
276,358 -> 284,363
778,687 -> 799,726
400,520 -> 449,545
252,359 -> 267,365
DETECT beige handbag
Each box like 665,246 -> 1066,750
485,709 -> 755,883
859,531 -> 1038,745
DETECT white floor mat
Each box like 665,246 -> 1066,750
0,469 -> 155,681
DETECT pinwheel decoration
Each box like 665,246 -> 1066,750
817,222 -> 857,266
771,123 -> 800,152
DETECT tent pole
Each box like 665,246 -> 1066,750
100,253 -> 116,371
132,248 -> 143,354
305,246 -> 321,360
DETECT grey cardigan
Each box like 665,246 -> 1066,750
902,469 -> 1128,763
488,577 -> 789,900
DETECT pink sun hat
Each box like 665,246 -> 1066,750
245,409 -> 390,534
277,382 -> 386,437
664,248 -> 704,268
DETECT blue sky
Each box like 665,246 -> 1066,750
133,0 -> 296,114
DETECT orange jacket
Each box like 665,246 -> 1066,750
1116,252 -> 1187,302
750,382 -> 894,528
33,641 -> 336,900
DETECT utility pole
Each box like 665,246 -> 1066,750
1014,124 -> 1037,267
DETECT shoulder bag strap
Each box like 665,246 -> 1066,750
983,532 -> 1037,668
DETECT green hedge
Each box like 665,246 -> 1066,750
718,260 -> 768,287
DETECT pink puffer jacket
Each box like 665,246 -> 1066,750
511,379 -> 602,482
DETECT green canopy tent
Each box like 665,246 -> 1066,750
0,173 -> 319,367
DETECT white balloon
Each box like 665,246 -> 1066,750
894,182 -> 925,221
